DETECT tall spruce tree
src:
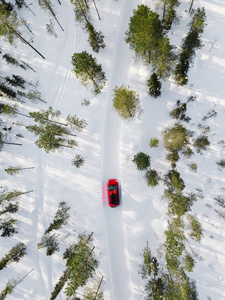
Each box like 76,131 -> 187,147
71,51 -> 106,94
125,5 -> 164,63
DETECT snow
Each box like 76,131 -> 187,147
1,0 -> 225,299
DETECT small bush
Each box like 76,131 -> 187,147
162,124 -> 189,153
194,135 -> 210,153
166,151 -> 179,164
149,138 -> 159,148
188,163 -> 197,172
181,147 -> 194,158
145,169 -> 160,187
133,152 -> 150,170
170,100 -> 187,120
71,155 -> 85,168
217,159 -> 225,168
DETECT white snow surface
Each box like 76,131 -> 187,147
1,0 -> 225,299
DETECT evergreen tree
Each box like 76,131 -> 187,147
5,166 -> 35,176
125,5 -> 164,63
64,233 -> 99,297
71,51 -> 106,94
147,73 -> 161,98
162,123 -> 190,153
193,135 -> 210,153
165,169 -> 185,192
0,242 -> 26,270
113,84 -> 141,120
5,74 -> 25,89
71,154 -> 85,168
0,218 -> 17,237
0,279 -> 17,300
0,82 -> 16,98
151,36 -> 177,79
2,53 -> 26,69
86,22 -> 105,53
132,152 -> 150,170
70,0 -> 91,25
37,234 -> 59,256
159,0 -> 180,30
175,8 -> 206,85
145,169 -> 160,187
66,114 -> 87,131
39,0 -> 64,31
45,202 -> 70,234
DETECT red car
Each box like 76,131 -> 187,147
107,179 -> 120,207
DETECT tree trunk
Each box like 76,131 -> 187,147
94,276 -> 104,300
189,0 -> 194,13
92,0 -> 101,20
3,141 -> 22,146
0,18 -> 45,59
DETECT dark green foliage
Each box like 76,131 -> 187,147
45,202 -> 70,234
2,53 -> 26,69
15,0 -> 24,9
113,84 -> 141,120
71,51 -> 106,94
217,159 -> 225,168
125,5 -> 164,63
166,150 -> 179,165
181,147 -> 194,158
5,75 -> 25,89
162,0 -> 180,30
165,169 -> 185,192
170,100 -> 187,120
175,8 -> 206,85
183,252 -> 195,272
66,114 -> 87,131
86,22 -> 105,53
150,138 -> 159,148
0,218 -> 17,237
164,189 -> 196,217
37,234 -> 59,256
0,82 -> 16,98
147,73 -> 161,98
151,36 -> 177,79
64,233 -> 99,297
133,152 -> 150,170
187,214 -> 203,242
163,124 -> 189,153
50,269 -> 70,300
194,135 -> 210,153
71,154 -> 85,168
145,169 -> 160,187
0,242 -> 26,270
70,0 -> 91,25
0,279 -> 17,300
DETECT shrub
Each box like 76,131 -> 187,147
145,169 -> 160,187
133,152 -> 150,170
181,147 -> 194,158
170,101 -> 187,120
165,170 -> 185,192
194,135 -> 210,153
217,159 -> 225,168
188,163 -> 197,172
166,150 -> 179,165
71,155 -> 85,168
162,124 -> 189,153
149,138 -> 159,148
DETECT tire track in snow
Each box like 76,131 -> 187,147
101,0 -> 136,299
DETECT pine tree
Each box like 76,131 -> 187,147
71,51 -> 106,94
71,154 -> 85,168
0,279 -> 17,300
0,82 -> 16,98
45,202 -> 70,234
39,0 -> 64,31
0,242 -> 26,270
5,74 -> 26,89
86,22 -> 105,53
159,0 -> 180,30
37,234 -> 59,256
112,84 -> 141,120
66,114 -> 87,131
5,166 -> 35,176
145,169 -> 160,187
2,53 -> 26,70
151,36 -> 177,79
0,218 -> 18,237
147,73 -> 162,98
125,5 -> 164,63
70,0 -> 91,26
132,152 -> 150,170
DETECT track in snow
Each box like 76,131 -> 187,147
101,0 -> 136,299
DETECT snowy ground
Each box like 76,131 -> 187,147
1,0 -> 225,299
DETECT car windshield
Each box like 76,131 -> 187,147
108,184 -> 117,191
110,193 -> 116,204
